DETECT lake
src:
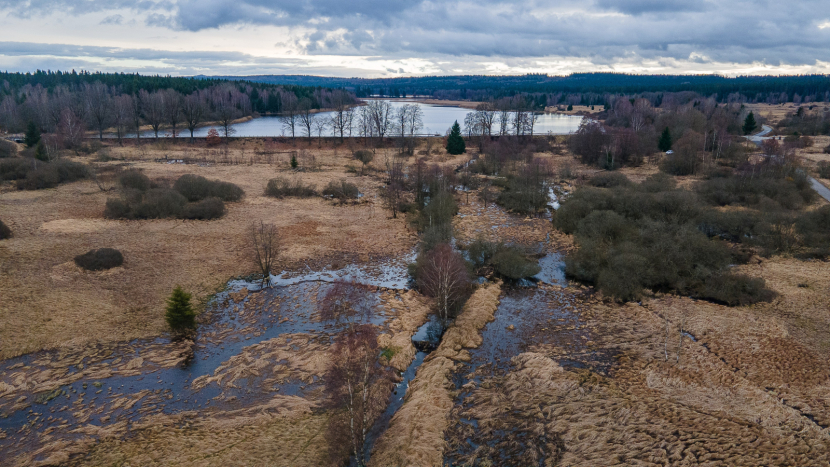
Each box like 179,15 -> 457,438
135,99 -> 583,138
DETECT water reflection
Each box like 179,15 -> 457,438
132,99 -> 583,138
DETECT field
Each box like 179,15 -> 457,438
1,135 -> 829,466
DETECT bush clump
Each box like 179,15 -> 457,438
182,197 -> 225,220
322,180 -> 359,200
465,237 -> 541,281
818,161 -> 830,179
265,177 -> 318,198
589,172 -> 632,188
119,170 -> 151,191
173,174 -> 244,202
17,159 -> 90,190
0,158 -> 32,180
554,171 -> 786,304
74,248 -> 124,271
0,139 -> 17,158
0,219 -> 11,239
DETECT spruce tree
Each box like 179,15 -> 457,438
24,121 -> 41,148
290,154 -> 298,169
658,127 -> 672,152
446,121 -> 466,155
567,104 -> 573,111
743,112 -> 757,135
165,286 -> 196,337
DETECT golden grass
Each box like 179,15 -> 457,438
369,282 -> 501,467
0,143 -> 418,358
444,255 -> 830,466
377,289 -> 433,371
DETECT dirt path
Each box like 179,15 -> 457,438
809,176 -> 830,202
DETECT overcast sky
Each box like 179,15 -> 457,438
2,0 -> 830,77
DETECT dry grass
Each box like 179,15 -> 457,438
0,142 -> 418,358
444,255 -> 830,466
377,289 -> 433,371
369,282 -> 501,467
68,403 -> 328,467
745,102 -> 829,126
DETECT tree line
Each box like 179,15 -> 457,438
0,70 -> 355,143
217,72 -> 830,105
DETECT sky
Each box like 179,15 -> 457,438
1,0 -> 830,77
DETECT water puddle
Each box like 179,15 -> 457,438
0,280 -> 393,464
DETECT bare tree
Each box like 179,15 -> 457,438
325,324 -> 393,466
181,91 -> 205,143
329,90 -> 352,140
366,99 -> 393,138
280,92 -> 299,141
416,243 -> 471,323
130,92 -> 143,141
382,156 -> 406,218
297,98 -> 315,139
112,94 -> 133,145
320,281 -> 375,329
163,89 -> 183,140
85,81 -> 112,140
247,221 -> 280,287
313,117 -> 328,147
212,85 -> 245,140
140,89 -> 165,139
475,102 -> 496,137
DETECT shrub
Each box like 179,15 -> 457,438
701,274 -> 776,306
165,286 -> 196,338
132,188 -> 187,219
173,174 -> 244,202
589,172 -> 632,188
640,173 -> 676,192
182,197 -> 225,220
0,158 -> 32,180
104,198 -> 133,219
0,139 -> 17,158
119,170 -> 151,191
354,150 -> 374,173
420,223 -> 453,253
17,160 -> 89,190
818,161 -> 830,179
0,219 -> 11,239
74,248 -> 124,271
491,247 -> 541,280
323,180 -> 359,200
265,177 -> 318,198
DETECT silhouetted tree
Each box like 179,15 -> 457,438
658,127 -> 672,152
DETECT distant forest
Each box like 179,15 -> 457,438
0,70 -> 355,136
202,73 -> 830,106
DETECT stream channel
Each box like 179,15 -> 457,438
1,202 -> 587,466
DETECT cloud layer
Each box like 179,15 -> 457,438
1,0 -> 830,76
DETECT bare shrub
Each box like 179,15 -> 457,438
416,243 -> 471,323
118,169 -> 151,191
182,197 -> 225,220
74,248 -> 124,271
0,219 -> 11,239
247,221 -> 280,286
174,174 -> 244,201
17,160 -> 89,190
0,139 -> 17,158
323,179 -> 359,201
319,281 -> 375,328
264,177 -> 317,198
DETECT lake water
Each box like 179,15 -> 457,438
136,99 -> 583,138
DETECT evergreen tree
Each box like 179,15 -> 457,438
165,286 -> 196,337
446,121 -> 466,155
24,121 -> 41,147
290,154 -> 298,169
34,140 -> 48,161
567,104 -> 573,111
658,127 -> 672,152
743,112 -> 757,135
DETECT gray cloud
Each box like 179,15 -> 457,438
2,0 -> 830,74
